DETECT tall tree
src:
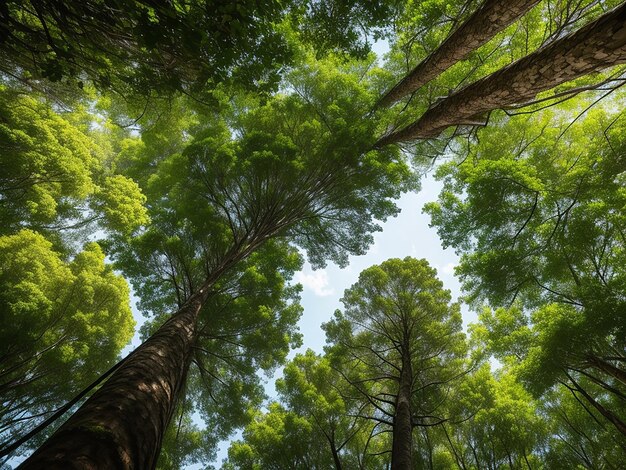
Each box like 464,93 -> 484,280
147,239 -> 304,469
440,364 -> 547,468
376,1 -> 626,145
377,0 -> 540,108
274,351 -> 379,470
324,257 -> 466,470
225,402 -> 333,470
0,230 -> 135,459
20,58 -> 416,469
542,379 -> 626,467
425,97 -> 626,435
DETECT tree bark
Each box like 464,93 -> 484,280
587,354 -> 626,386
391,352 -> 413,470
375,2 -> 626,146
330,440 -> 343,470
567,371 -> 626,437
19,286 -> 211,470
377,0 -> 540,108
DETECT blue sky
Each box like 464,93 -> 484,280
288,38 -> 472,359
291,173 -> 470,356
209,173 -> 473,468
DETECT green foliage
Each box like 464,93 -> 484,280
225,402 -> 320,470
0,230 -> 134,452
225,258 -> 470,469
225,350 -> 386,469
1,0 -> 289,99
92,175 -> 149,235
0,86 -> 149,239
442,365 -> 547,468
290,1 -> 400,58
0,0 -> 402,104
427,96 -> 626,435
426,96 -> 626,330
542,381 -> 626,467
324,257 -> 467,459
277,350 -> 382,469
0,87 -> 96,230
426,102 -> 624,314
114,56 -> 416,322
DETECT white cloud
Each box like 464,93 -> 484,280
295,269 -> 334,297
441,262 -> 457,275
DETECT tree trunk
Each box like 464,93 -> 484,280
567,371 -> 626,437
377,0 -> 540,107
587,354 -> 626,386
375,2 -> 626,145
19,286 -> 211,470
391,352 -> 413,470
330,440 -> 343,470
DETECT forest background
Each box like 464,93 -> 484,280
1,0 -> 626,468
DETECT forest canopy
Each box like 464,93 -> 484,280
1,0 -> 625,468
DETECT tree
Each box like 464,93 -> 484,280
274,350 -> 381,470
542,380 -> 626,468
20,57 -> 417,469
0,230 -> 135,459
225,402 -> 325,470
133,238 -> 305,469
440,364 -> 547,469
425,97 -> 626,435
376,1 -> 626,145
224,354 -> 394,469
0,0 -> 401,105
0,85 -> 149,239
377,0 -> 540,108
324,257 -> 466,470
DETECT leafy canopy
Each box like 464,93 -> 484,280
0,230 -> 135,452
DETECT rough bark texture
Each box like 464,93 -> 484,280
378,0 -> 540,108
376,2 -> 626,146
391,352 -> 413,470
19,287 -> 210,470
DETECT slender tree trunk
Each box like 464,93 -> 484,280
469,441 -> 481,469
523,451 -> 532,469
587,354 -> 626,386
375,2 -> 626,145
391,352 -> 413,470
377,0 -> 540,108
19,286 -> 211,470
567,371 -> 626,437
442,424 -> 467,470
330,440 -> 343,470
